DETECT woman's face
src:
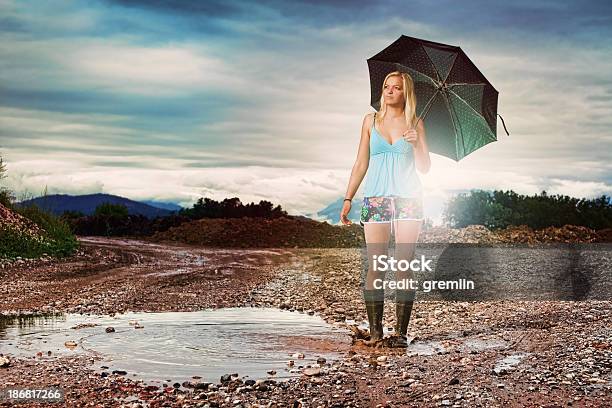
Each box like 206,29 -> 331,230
383,76 -> 404,105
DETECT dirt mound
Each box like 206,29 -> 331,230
595,228 -> 612,243
149,215 -> 365,248
420,224 -> 603,244
497,224 -> 601,244
148,215 -> 608,248
0,203 -> 45,239
420,224 -> 498,244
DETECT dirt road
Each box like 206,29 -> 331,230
1,237 -> 610,407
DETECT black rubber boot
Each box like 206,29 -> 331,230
363,289 -> 384,342
392,289 -> 415,347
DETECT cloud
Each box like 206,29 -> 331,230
70,43 -> 240,96
0,0 -> 611,224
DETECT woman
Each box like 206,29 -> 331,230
340,71 -> 431,347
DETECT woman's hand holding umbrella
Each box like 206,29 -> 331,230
402,127 -> 419,147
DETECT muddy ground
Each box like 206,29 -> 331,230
1,236 -> 610,407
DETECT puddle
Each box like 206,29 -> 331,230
493,352 -> 530,375
0,307 -> 351,385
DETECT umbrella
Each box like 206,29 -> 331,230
367,34 -> 510,161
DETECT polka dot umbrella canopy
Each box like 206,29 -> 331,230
368,34 -> 510,161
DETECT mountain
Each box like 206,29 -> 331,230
142,200 -> 183,212
17,193 -> 173,218
314,196 -> 363,225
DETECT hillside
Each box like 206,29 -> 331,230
149,215 -> 365,248
149,216 -> 610,248
0,203 -> 45,241
18,193 -> 174,218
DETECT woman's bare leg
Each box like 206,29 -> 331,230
362,222 -> 391,342
392,219 -> 423,345
363,222 -> 391,289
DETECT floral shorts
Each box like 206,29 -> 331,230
359,196 -> 424,226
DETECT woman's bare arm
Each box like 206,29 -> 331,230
343,113 -> 373,200
413,118 -> 431,174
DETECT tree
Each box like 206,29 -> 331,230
0,154 -> 15,207
0,155 -> 6,181
443,189 -> 611,230
94,202 -> 129,217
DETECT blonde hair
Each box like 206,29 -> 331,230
375,71 -> 418,129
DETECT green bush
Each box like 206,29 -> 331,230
444,189 -> 612,230
60,210 -> 85,220
0,226 -> 48,259
0,188 -> 14,208
94,202 -> 129,217
180,197 -> 288,219
17,204 -> 78,256
1,203 -> 79,259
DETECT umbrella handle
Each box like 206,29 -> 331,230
497,114 -> 510,136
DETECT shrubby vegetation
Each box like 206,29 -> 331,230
66,203 -> 190,236
65,197 -> 288,237
179,197 -> 287,219
0,154 -> 79,259
0,156 -> 12,208
444,189 -> 612,230
10,203 -> 78,257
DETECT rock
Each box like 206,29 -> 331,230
105,326 -> 115,333
303,367 -> 321,377
493,367 -> 507,376
194,382 -> 210,390
0,356 -> 10,368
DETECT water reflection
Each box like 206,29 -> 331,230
0,308 -> 350,385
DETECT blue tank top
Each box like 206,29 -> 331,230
362,113 -> 423,198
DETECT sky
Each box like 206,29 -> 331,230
1,0 -> 611,224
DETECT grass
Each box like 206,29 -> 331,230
0,203 -> 79,260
